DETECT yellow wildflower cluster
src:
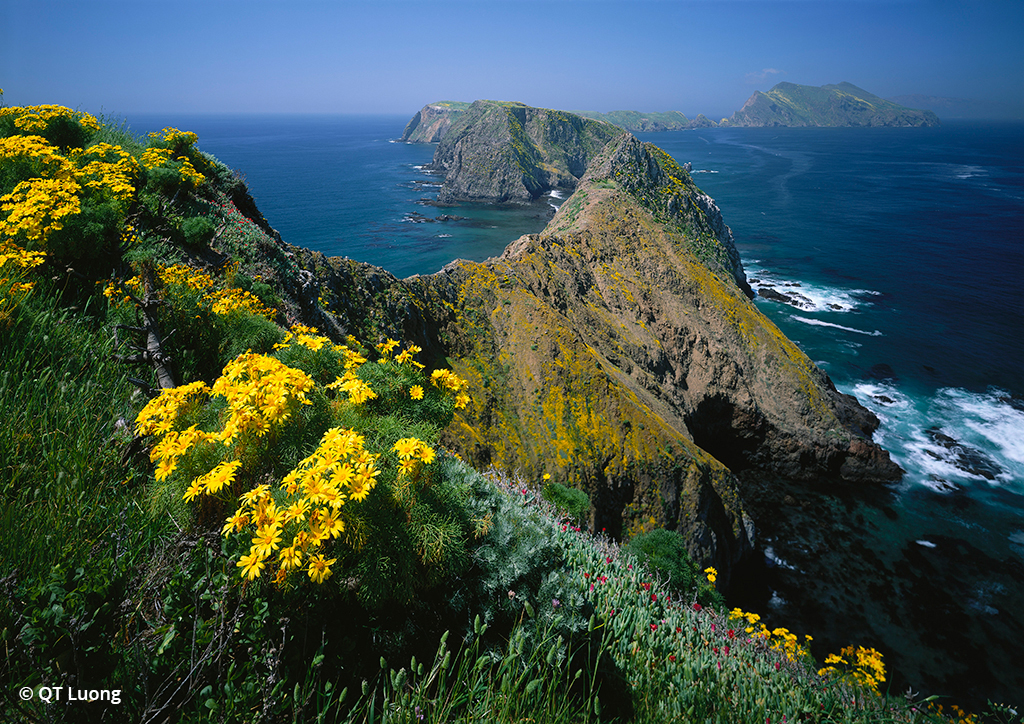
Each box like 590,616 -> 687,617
104,263 -> 275,319
136,380 -> 211,436
211,353 -> 315,441
276,323 -> 340,353
393,437 -> 436,479
729,607 -> 770,639
728,608 -> 812,663
224,426 -> 379,585
149,127 -> 199,148
0,176 -> 82,244
135,354 -> 314,482
0,104 -> 100,134
0,238 -> 46,323
703,566 -> 717,584
140,128 -> 206,187
329,371 -> 378,405
140,147 -> 173,170
430,368 -> 470,409
73,143 -> 139,202
817,645 -> 886,694
207,287 -> 275,319
0,134 -> 74,172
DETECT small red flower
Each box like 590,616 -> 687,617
727,629 -> 736,639
642,582 -> 651,591
650,623 -> 657,632
724,645 -> 730,656
606,556 -> 613,564
669,655 -> 676,662
713,647 -> 719,654
675,626 -> 682,633
584,572 -> 590,578
692,603 -> 702,612
651,594 -> 658,602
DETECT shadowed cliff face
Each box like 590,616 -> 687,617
285,132 -> 901,586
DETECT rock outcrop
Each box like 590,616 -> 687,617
429,100 -> 623,204
721,82 -> 940,127
400,101 -> 470,143
277,128 -> 901,587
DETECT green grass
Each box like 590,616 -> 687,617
0,283 -> 161,581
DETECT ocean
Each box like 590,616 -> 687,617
125,113 -> 1024,707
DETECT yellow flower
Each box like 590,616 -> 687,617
251,524 -> 282,558
704,566 -> 718,584
182,478 -> 203,502
222,511 -> 249,535
322,511 -> 344,538
279,545 -> 303,571
237,551 -> 266,580
409,385 -> 424,400
307,554 -> 336,584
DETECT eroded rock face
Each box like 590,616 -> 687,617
400,102 -> 469,143
285,131 -> 901,585
430,100 -> 623,204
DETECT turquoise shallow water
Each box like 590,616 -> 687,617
125,113 -> 1024,706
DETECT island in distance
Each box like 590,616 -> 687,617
401,82 -> 938,144
720,81 -> 940,127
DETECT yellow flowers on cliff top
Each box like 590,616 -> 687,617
0,104 -> 100,134
817,645 -> 886,694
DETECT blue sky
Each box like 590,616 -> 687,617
2,0 -> 1022,119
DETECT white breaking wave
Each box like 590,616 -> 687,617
843,382 -> 1024,493
745,262 -> 879,314
792,316 -> 883,336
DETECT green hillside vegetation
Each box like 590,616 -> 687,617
722,82 -> 941,127
1,96 -> 1011,722
572,110 -> 694,133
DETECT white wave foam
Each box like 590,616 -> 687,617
792,316 -> 883,336
548,190 -> 566,199
916,539 -> 937,548
691,169 -> 719,174
745,264 -> 879,313
844,382 -> 1024,492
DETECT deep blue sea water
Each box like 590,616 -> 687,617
125,113 -> 1024,705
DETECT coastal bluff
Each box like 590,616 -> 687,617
272,116 -> 901,584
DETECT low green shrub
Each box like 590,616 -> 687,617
543,480 -> 590,525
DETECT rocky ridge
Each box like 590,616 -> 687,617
271,127 -> 901,587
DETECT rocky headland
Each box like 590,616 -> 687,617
721,81 -> 941,127
426,100 -> 623,204
260,108 -> 901,588
400,101 -> 471,142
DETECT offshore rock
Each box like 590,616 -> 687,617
430,100 -> 623,204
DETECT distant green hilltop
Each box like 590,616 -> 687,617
401,83 -> 938,143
